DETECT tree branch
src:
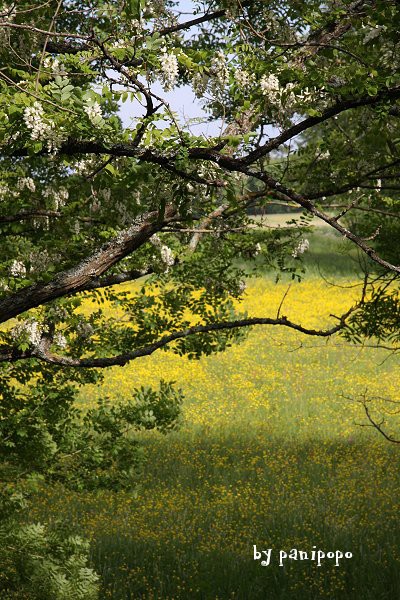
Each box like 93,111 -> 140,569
0,205 -> 176,324
0,308 -> 353,368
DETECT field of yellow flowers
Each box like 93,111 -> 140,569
33,268 -> 400,599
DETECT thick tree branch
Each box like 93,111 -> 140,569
0,205 -> 176,324
241,86 -> 400,165
76,267 -> 153,293
157,2 -> 252,36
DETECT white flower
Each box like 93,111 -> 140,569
318,149 -> 330,160
238,280 -> 247,294
74,158 -> 95,175
54,332 -> 67,349
10,260 -> 26,277
210,51 -> 229,91
234,69 -> 252,89
376,179 -> 382,191
260,74 -> 280,101
29,249 -> 51,272
101,188 -> 111,202
159,49 -> 179,91
17,177 -> 36,192
11,320 -> 42,346
23,101 -> 65,153
160,244 -> 174,267
56,187 -> 69,209
292,238 -> 310,258
150,234 -> 162,248
112,38 -> 126,48
254,242 -> 262,256
0,182 -> 9,199
131,19 -> 142,30
43,57 -> 66,76
84,101 -> 103,125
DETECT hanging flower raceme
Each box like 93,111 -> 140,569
234,69 -> 253,89
260,74 -> 280,102
84,101 -> 103,125
292,238 -> 310,258
11,319 -> 42,347
159,48 -> 179,91
9,260 -> 26,277
210,50 -> 229,92
23,101 -> 65,153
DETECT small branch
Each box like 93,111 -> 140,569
156,2 -> 251,36
1,307 -> 353,368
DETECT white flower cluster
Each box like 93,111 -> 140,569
260,74 -> 280,101
254,242 -> 262,256
43,186 -> 69,210
131,19 -> 142,31
29,249 -> 51,272
112,39 -> 126,49
23,101 -> 65,153
317,149 -> 331,160
1,3 -> 16,21
0,182 -> 9,199
74,158 -> 96,176
10,260 -> 26,277
57,187 -> 69,208
151,235 -> 175,269
160,244 -> 174,267
234,69 -> 253,89
292,238 -> 310,258
238,280 -> 247,294
159,48 -> 179,91
17,177 -> 36,192
11,319 -> 42,347
54,331 -> 67,349
211,51 -> 229,88
43,56 -> 66,76
76,320 -> 94,340
84,101 -> 103,125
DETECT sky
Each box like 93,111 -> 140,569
118,0 -> 223,137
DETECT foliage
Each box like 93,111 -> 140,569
0,0 -> 400,596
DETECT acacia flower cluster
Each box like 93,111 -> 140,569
151,234 -> 175,269
43,57 -> 66,76
10,260 -> 27,277
260,74 -> 281,102
292,238 -> 310,258
17,177 -> 36,192
84,101 -> 103,125
11,319 -> 42,347
54,332 -> 67,349
23,102 -> 64,153
234,69 -> 253,89
211,51 -> 229,88
160,245 -> 175,267
159,48 -> 179,91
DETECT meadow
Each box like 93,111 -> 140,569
31,226 -> 400,599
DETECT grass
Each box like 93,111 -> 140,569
30,228 -> 400,599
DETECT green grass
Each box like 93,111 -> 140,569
30,226 -> 400,600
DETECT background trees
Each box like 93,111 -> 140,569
0,1 -> 399,597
